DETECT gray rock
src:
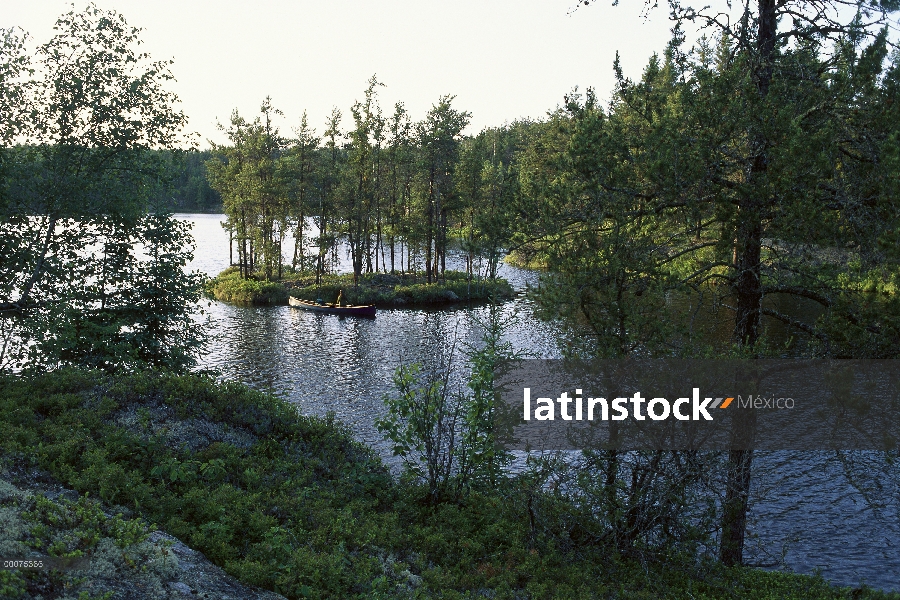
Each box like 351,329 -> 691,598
0,472 -> 286,600
169,581 -> 193,595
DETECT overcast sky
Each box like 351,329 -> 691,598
5,1 -> 679,147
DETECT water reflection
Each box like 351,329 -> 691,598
748,451 -> 899,587
177,214 -> 898,592
201,298 -> 558,456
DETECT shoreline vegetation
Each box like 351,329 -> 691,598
2,369 -> 896,600
204,266 -> 515,307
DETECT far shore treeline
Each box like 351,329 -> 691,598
3,2 -> 900,598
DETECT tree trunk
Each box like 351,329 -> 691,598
390,234 -> 395,274
719,0 -> 776,567
426,178 -> 434,284
16,215 -> 57,308
277,230 -> 283,280
440,208 -> 447,279
239,210 -> 247,278
720,446 -> 754,564
293,210 -> 304,272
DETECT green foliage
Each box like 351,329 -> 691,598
290,271 -> 514,306
207,268 -> 513,306
456,121 -> 539,280
0,5 -> 202,374
0,475 -> 174,599
391,278 -> 513,305
148,150 -> 222,213
415,94 -> 472,282
377,361 -> 460,503
376,304 -> 522,503
514,6 -> 900,571
341,76 -> 387,284
502,250 -> 547,270
518,31 -> 900,359
0,27 -> 29,147
455,305 -> 524,489
0,369 -> 399,598
22,211 -> 206,373
26,494 -> 151,555
202,78 -> 530,289
204,267 -> 289,304
207,97 -> 292,281
0,369 -> 893,599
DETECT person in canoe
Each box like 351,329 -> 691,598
335,289 -> 343,307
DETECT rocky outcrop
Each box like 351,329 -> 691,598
0,466 -> 284,600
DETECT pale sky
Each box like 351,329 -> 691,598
4,1 -> 678,147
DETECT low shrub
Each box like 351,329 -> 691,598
836,265 -> 900,294
289,270 -> 514,307
0,370 -> 894,600
504,250 -> 548,269
208,267 -> 514,307
0,476 -> 176,599
0,370 -> 399,599
204,269 -> 289,304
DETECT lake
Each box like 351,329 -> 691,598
180,213 -> 899,592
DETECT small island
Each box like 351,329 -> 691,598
204,266 -> 515,307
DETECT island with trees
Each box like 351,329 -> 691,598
200,81 -> 518,308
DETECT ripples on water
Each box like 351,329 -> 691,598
180,214 -> 899,592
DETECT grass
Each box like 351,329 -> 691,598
0,369 -> 896,600
205,267 -> 515,307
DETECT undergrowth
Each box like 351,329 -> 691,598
0,370 -> 895,599
205,267 -> 514,307
203,267 -> 290,304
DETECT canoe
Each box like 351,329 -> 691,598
289,296 -> 376,317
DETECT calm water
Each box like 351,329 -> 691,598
180,214 -> 899,592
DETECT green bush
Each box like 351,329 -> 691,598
204,269 -> 289,304
206,267 -> 514,307
376,304 -> 521,504
289,270 -> 514,307
835,264 -> 900,294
